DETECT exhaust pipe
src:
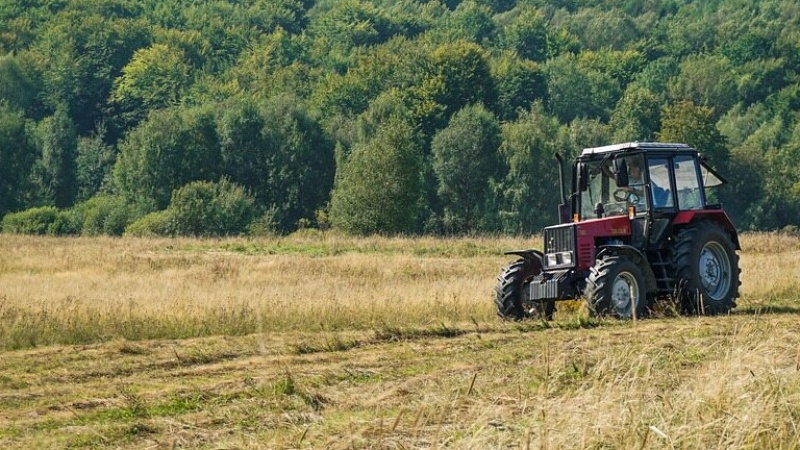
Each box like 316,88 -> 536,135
554,153 -> 571,224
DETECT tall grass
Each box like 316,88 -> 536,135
0,231 -> 796,350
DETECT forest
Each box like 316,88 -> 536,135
1,0 -> 799,236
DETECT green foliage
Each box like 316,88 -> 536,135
443,1 -> 496,44
29,106 -> 78,208
75,126 -> 115,202
69,195 -> 141,236
1,206 -> 77,236
498,104 -> 568,234
491,53 -> 546,121
111,44 -> 193,126
0,55 -> 38,112
217,94 -> 333,233
431,104 -> 502,233
668,54 -> 738,119
558,7 -> 641,51
428,40 -> 495,115
330,118 -> 422,235
2,0 -> 800,233
609,86 -> 661,142
124,210 -> 175,237
30,11 -> 150,134
166,179 -> 258,237
546,53 -> 621,123
113,105 -> 220,210
658,100 -> 729,169
0,104 -> 35,217
496,5 -> 549,62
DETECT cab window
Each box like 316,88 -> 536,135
673,155 -> 703,210
647,158 -> 674,209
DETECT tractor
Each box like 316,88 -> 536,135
495,142 -> 741,320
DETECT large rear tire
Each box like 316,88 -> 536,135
673,221 -> 740,315
584,254 -> 649,319
494,258 -> 555,321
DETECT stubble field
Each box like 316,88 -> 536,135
0,232 -> 799,449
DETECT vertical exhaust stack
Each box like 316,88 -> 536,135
554,153 -> 571,224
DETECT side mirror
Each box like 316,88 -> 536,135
613,158 -> 629,188
578,162 -> 589,191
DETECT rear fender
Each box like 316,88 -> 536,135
596,245 -> 657,295
672,210 -> 740,250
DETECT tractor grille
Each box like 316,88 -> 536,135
543,224 -> 576,270
544,224 -> 576,254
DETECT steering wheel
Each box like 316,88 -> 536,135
613,188 -> 640,204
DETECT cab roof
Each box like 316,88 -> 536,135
580,142 -> 693,156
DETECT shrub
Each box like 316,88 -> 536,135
124,210 -> 175,237
70,195 -> 144,236
124,179 -> 258,237
168,179 -> 258,237
1,206 -> 79,235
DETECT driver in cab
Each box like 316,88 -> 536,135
620,157 -> 646,208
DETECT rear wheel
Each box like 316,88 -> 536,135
673,221 -> 740,315
495,258 -> 555,321
584,254 -> 648,319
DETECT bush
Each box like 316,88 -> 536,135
70,195 -> 144,236
124,210 -> 175,237
1,206 -> 79,235
169,179 -> 257,237
124,179 -> 258,237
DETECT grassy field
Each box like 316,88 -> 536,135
0,232 -> 799,449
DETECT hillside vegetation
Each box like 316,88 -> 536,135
2,0 -> 800,236
0,232 -> 798,448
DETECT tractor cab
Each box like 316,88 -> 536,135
496,142 -> 740,322
573,143 -> 727,251
575,143 -> 723,225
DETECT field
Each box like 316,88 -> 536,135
1,232 -> 799,449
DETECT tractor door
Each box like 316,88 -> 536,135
645,157 -> 676,247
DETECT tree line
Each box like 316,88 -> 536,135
1,0 -> 800,236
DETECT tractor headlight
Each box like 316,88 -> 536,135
546,251 -> 574,267
561,251 -> 573,265
547,253 -> 558,267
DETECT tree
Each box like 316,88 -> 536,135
30,106 -> 78,208
444,1 -> 496,44
76,126 -> 115,202
668,54 -> 737,120
31,12 -> 150,134
498,103 -> 568,234
113,105 -> 220,210
491,52 -> 546,121
546,53 -> 621,123
658,100 -> 729,170
428,40 -> 496,116
217,95 -> 334,233
0,55 -> 38,113
111,44 -> 193,127
497,5 -> 549,62
560,7 -> 641,51
431,104 -> 501,233
609,85 -> 661,142
0,104 -> 35,217
166,179 -> 257,237
330,118 -> 422,235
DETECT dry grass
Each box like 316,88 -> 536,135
0,231 -> 799,449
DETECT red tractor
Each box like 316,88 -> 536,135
495,142 -> 741,320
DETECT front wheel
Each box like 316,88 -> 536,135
494,258 -> 555,321
584,254 -> 649,319
672,221 -> 740,315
